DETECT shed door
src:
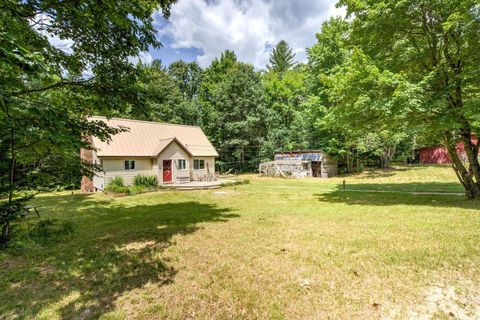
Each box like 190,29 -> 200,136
311,161 -> 321,177
163,160 -> 172,183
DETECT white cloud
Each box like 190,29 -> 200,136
128,51 -> 154,65
157,0 -> 345,68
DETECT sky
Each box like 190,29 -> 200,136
40,0 -> 345,69
146,0 -> 345,68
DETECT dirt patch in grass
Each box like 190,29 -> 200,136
408,278 -> 480,319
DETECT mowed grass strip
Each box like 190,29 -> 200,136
1,165 -> 479,319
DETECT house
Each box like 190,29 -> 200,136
81,117 -> 219,192
418,136 -> 478,164
259,150 -> 338,178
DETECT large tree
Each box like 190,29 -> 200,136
268,40 -> 296,74
333,0 -> 480,198
0,0 -> 177,245
168,61 -> 203,101
200,50 -> 267,172
306,17 -> 363,172
307,17 -> 416,172
260,66 -> 308,160
118,60 -> 200,125
167,61 -> 204,125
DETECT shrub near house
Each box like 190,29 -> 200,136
133,175 -> 158,189
104,175 -> 159,196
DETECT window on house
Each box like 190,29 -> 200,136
124,160 -> 135,170
178,159 -> 187,170
193,159 -> 205,170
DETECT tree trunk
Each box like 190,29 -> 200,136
1,222 -> 10,247
438,28 -> 480,199
1,97 -> 16,246
381,145 -> 396,169
345,150 -> 352,173
460,128 -> 480,185
444,133 -> 480,199
345,148 -> 355,173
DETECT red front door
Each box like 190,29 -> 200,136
163,160 -> 172,183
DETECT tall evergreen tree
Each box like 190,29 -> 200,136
268,40 -> 296,73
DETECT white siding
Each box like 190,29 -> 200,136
158,142 -> 191,183
190,157 -> 215,181
98,144 -> 217,187
157,143 -> 216,183
92,150 -> 105,190
102,158 -> 155,186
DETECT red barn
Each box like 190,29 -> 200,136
418,145 -> 451,164
418,136 -> 479,164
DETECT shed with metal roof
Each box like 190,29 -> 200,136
259,150 -> 337,178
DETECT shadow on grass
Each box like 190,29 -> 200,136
338,182 -> 464,193
339,165 -> 449,180
339,167 -> 402,179
1,195 -> 238,319
315,182 -> 479,210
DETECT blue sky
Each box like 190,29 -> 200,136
146,0 -> 345,68
151,31 -> 203,65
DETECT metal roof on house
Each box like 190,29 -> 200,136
89,117 -> 219,157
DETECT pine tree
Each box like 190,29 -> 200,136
268,40 -> 296,73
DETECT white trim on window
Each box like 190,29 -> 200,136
193,159 -> 205,170
124,160 -> 135,170
178,159 -> 187,170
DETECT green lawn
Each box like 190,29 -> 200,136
1,165 -> 480,319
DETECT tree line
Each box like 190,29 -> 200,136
116,37 -> 418,173
1,0 -> 479,245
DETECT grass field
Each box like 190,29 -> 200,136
1,165 -> 480,319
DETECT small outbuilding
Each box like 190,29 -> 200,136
259,150 -> 338,178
